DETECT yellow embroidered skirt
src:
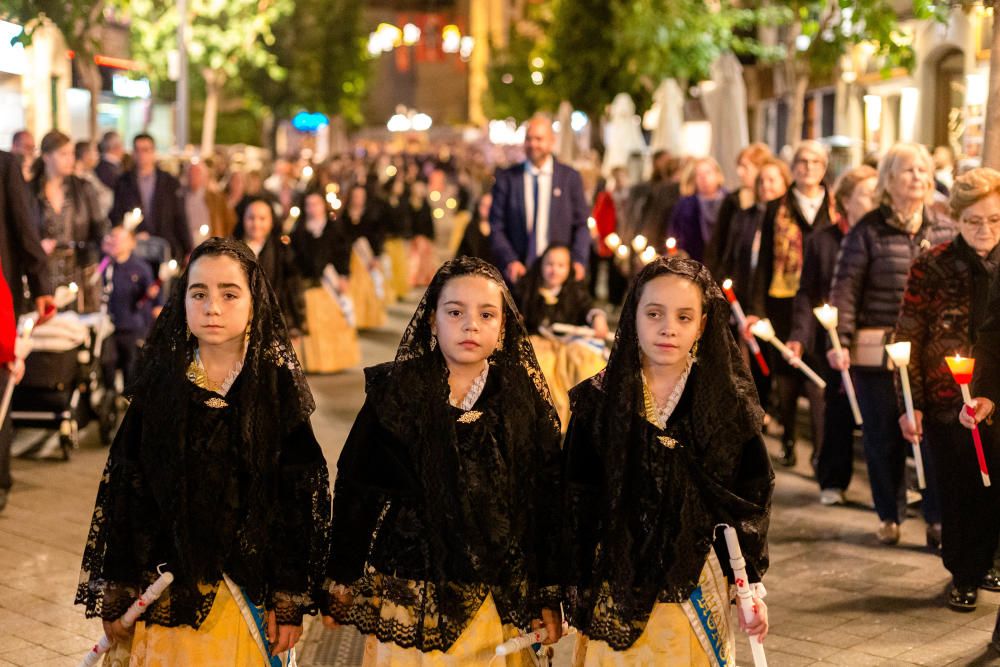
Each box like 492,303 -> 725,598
529,336 -> 607,432
349,252 -> 389,330
123,581 -> 276,667
301,286 -> 361,373
571,554 -> 735,667
384,238 -> 412,299
361,594 -> 534,667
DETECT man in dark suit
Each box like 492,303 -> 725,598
962,268 -> 1000,652
489,116 -> 590,284
110,134 -> 192,262
0,149 -> 54,512
95,130 -> 124,190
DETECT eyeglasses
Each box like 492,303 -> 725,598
961,215 -> 1000,228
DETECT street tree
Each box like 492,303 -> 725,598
249,0 -> 370,128
1,0 -> 111,140
765,0 -> 946,149
124,0 -> 291,154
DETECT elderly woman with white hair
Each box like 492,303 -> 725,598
829,142 -> 956,546
896,167 -> 1000,610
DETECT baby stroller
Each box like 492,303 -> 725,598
10,307 -> 117,459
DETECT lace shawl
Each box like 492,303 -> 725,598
76,238 -> 331,628
560,256 -> 774,650
327,256 -> 562,652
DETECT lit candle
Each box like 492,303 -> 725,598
751,318 -> 827,389
665,237 -> 678,256
945,354 -> 990,487
605,232 -> 621,252
632,234 -> 648,253
884,341 -> 926,489
721,279 -> 769,376
640,246 -> 657,264
813,304 -> 862,426
615,244 -> 629,259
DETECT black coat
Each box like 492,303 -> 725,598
0,150 -> 51,314
974,269 -> 1000,405
789,224 -> 846,357
290,217 -> 352,280
111,168 -> 193,260
750,188 -> 834,316
95,158 -> 121,191
830,205 -> 956,347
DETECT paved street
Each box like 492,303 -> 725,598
1,297 -> 999,666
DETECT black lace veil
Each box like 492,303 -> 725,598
78,238 -> 324,626
565,256 -> 769,644
362,256 -> 561,629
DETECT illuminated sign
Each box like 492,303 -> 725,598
292,111 -> 329,133
111,74 -> 151,99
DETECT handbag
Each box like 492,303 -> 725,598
850,327 -> 891,369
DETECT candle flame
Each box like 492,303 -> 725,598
722,278 -> 733,290
69,282 -> 79,293
665,237 -> 677,249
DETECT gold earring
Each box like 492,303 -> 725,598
244,321 -> 251,343
691,339 -> 700,359
186,324 -> 192,339
430,335 -> 437,351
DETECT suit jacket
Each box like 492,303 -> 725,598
111,168 -> 193,260
489,160 -> 591,270
0,150 -> 51,314
95,158 -> 121,191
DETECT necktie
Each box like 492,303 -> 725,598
528,172 -> 539,264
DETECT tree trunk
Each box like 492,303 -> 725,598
983,12 -> 1000,169
785,67 -> 810,151
78,59 -> 102,141
200,69 -> 223,157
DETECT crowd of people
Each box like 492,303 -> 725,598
0,111 -> 998,665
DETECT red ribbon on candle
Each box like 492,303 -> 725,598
946,355 -> 991,486
721,280 -> 770,377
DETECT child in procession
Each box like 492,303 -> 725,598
76,238 -> 331,665
561,256 -> 773,666
324,256 -> 563,665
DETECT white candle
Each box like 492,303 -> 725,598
885,342 -> 926,489
751,319 -> 827,389
813,305 -> 862,426
722,525 -> 768,667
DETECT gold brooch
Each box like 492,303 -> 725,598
205,397 -> 228,409
657,435 -> 679,449
457,411 -> 483,424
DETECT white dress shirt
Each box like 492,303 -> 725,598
792,187 -> 826,226
524,156 -> 554,259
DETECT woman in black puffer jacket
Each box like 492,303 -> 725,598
829,142 -> 956,546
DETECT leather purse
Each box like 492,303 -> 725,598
850,327 -> 891,369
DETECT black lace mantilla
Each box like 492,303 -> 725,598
326,257 -> 562,652
76,238 -> 332,628
560,257 -> 774,650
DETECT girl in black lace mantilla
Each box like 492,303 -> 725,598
325,256 -> 563,663
76,238 -> 331,663
561,257 -> 773,665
